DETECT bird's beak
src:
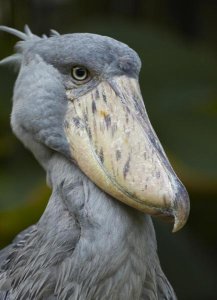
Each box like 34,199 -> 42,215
65,76 -> 190,232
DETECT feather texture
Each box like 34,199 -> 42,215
0,155 -> 176,299
0,26 -> 180,299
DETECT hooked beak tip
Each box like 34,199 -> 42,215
172,183 -> 190,233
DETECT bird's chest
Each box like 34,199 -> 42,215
53,196 -> 150,300
47,177 -> 151,299
2,178 -> 152,300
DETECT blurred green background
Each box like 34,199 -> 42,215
0,1 -> 217,299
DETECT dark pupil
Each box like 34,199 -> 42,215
76,68 -> 86,78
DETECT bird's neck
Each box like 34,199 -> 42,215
40,153 -> 156,284
45,152 -> 152,237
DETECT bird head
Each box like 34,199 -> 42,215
0,26 -> 190,232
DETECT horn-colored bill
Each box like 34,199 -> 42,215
65,76 -> 190,232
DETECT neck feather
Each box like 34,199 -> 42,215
37,153 -> 157,295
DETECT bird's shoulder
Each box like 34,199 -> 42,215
0,196 -> 81,300
0,225 -> 37,299
0,225 -> 36,271
141,255 -> 177,300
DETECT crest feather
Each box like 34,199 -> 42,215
0,25 -> 44,68
50,29 -> 60,36
0,53 -> 22,65
0,25 -> 27,40
0,25 -> 60,68
0,25 -> 41,41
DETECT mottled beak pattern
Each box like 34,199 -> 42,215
65,76 -> 190,232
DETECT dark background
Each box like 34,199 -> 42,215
0,1 -> 217,299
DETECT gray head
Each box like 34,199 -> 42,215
0,25 -> 141,160
0,25 -> 190,232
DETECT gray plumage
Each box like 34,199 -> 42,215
0,26 -> 178,299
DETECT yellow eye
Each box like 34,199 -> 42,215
71,66 -> 89,81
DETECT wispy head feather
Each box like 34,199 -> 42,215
0,25 -> 60,40
0,25 -> 41,41
50,29 -> 60,37
0,25 -> 60,69
0,53 -> 22,66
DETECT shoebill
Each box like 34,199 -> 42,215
0,26 -> 190,300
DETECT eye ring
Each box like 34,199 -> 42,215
71,66 -> 89,82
